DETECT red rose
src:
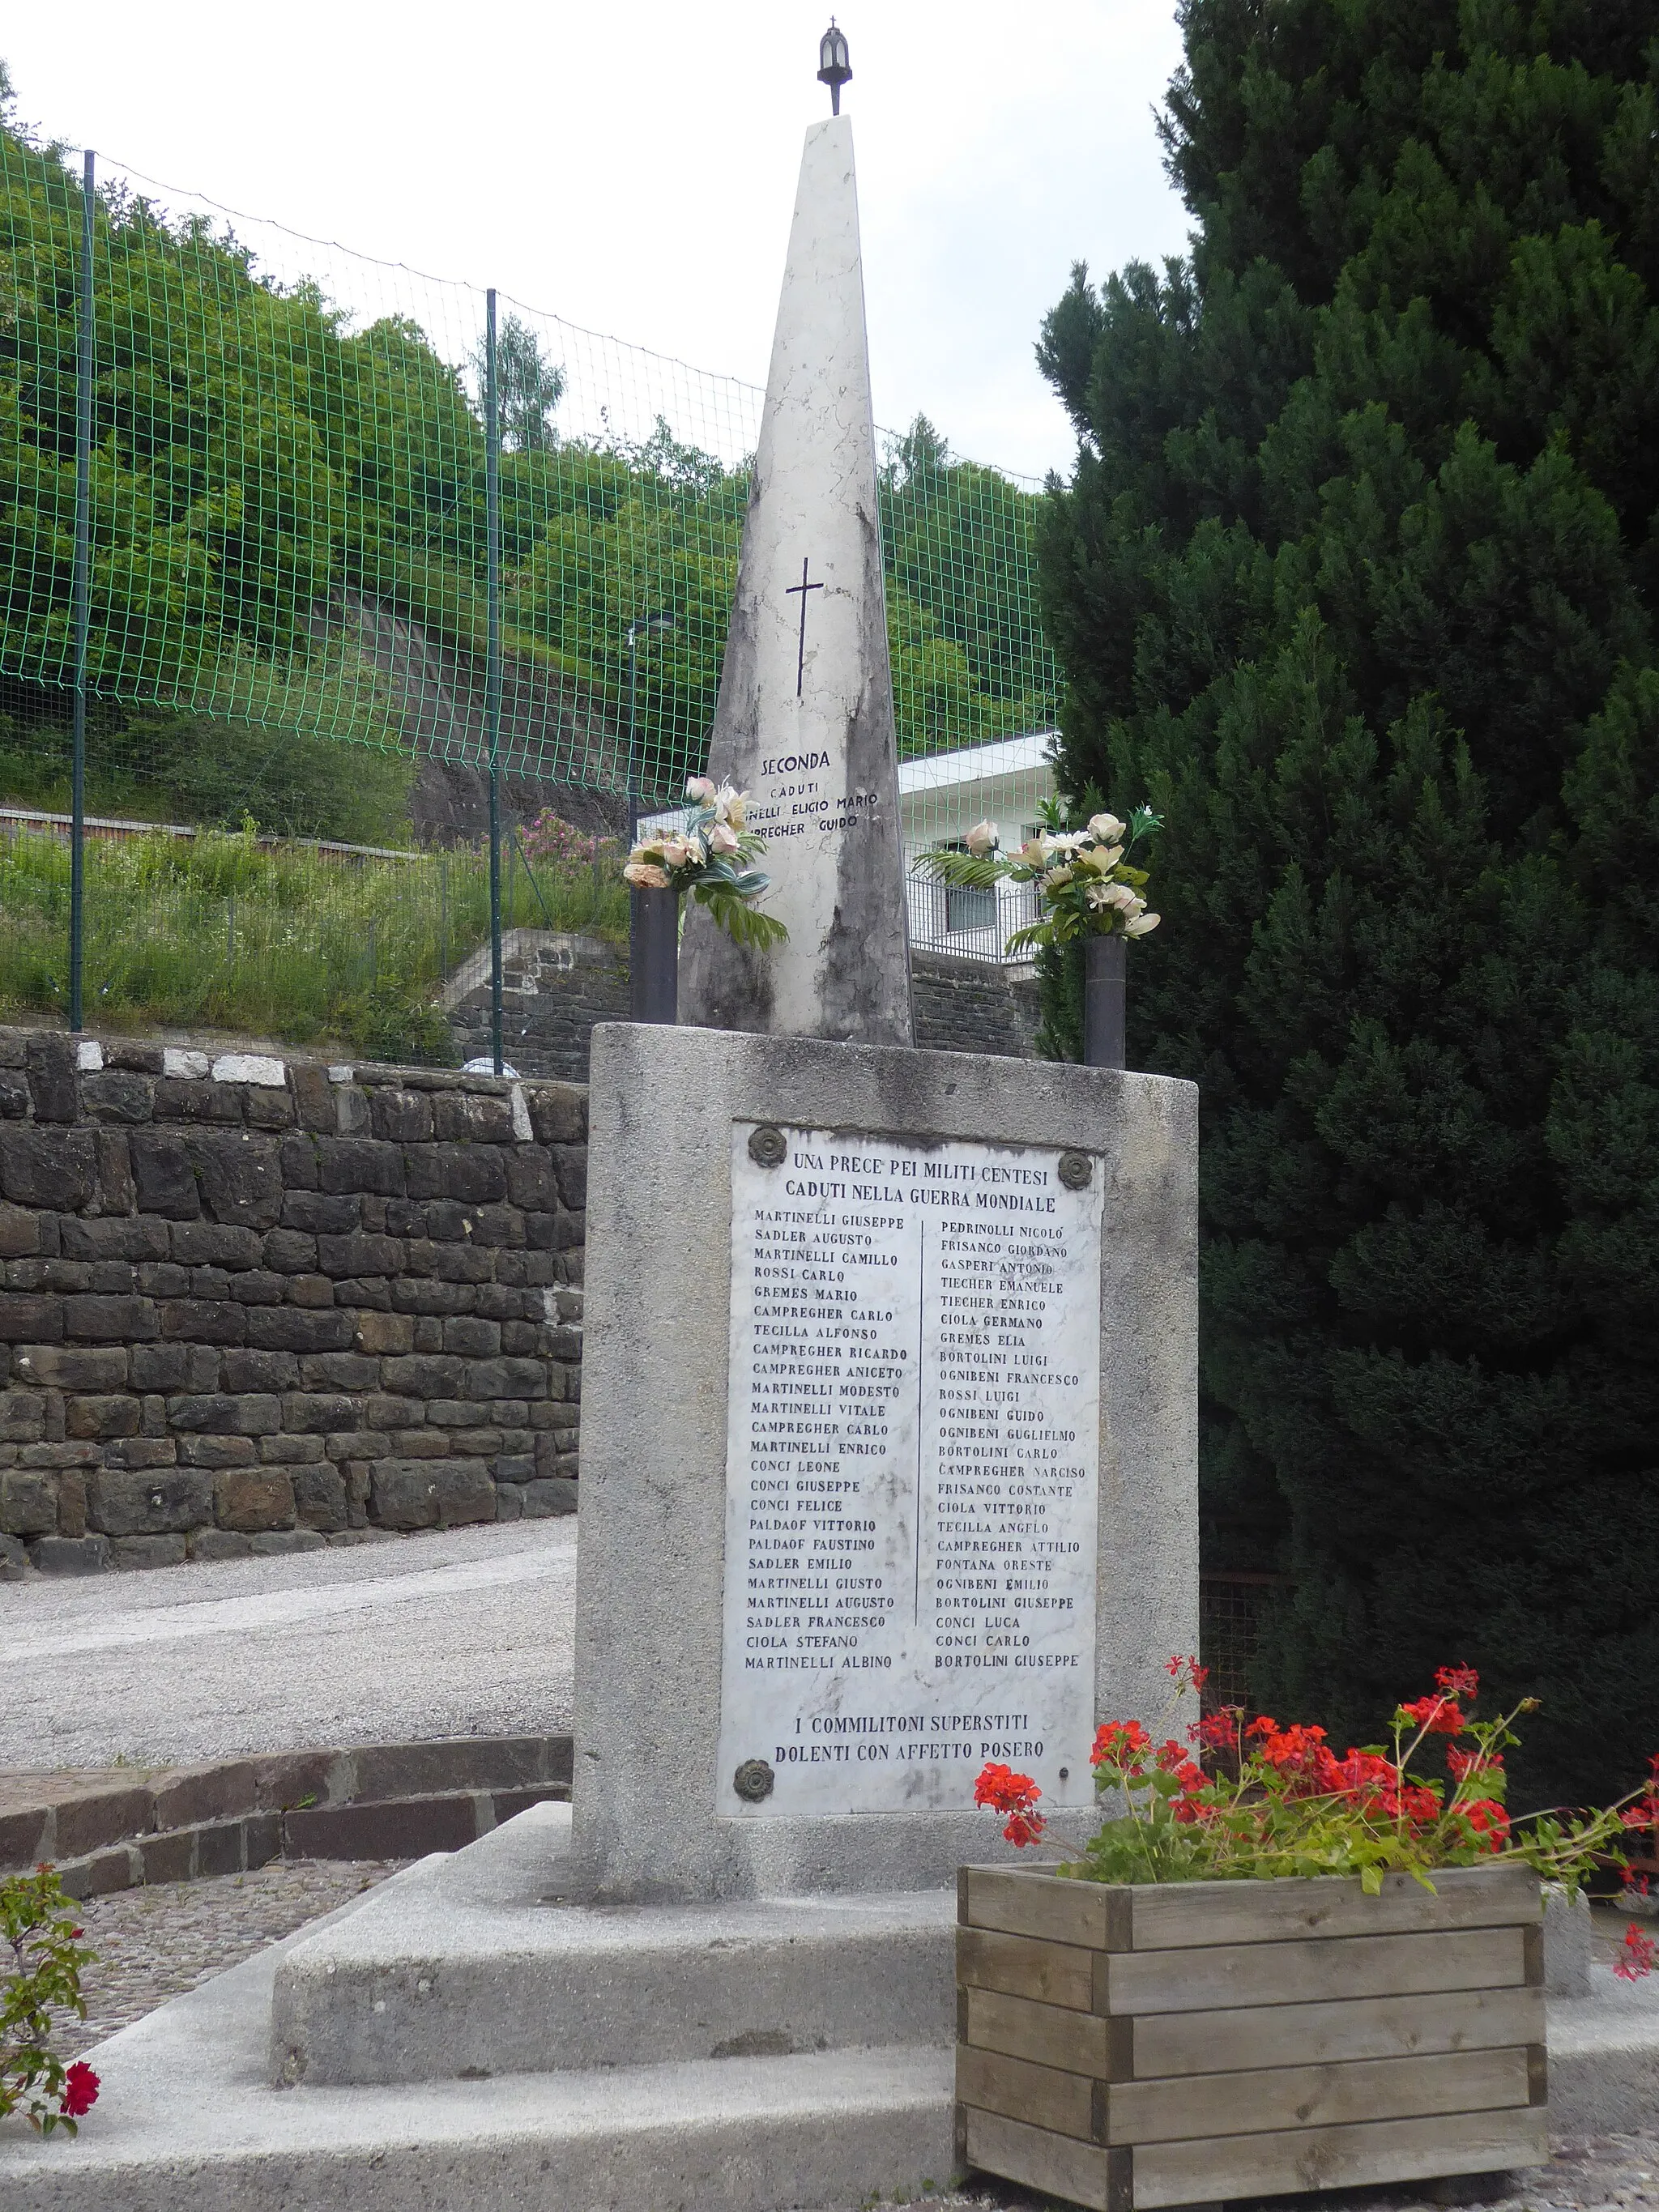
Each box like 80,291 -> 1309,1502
60,2061 -> 99,2118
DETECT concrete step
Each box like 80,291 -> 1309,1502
271,1801 -> 957,2084
0,1879 -> 953,2212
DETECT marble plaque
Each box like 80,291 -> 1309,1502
716,1123 -> 1102,1818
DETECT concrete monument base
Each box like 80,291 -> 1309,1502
3,1809 -> 1653,2211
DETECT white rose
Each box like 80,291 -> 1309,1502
1087,812 -> 1126,844
965,820 -> 998,857
685,775 -> 717,803
1123,911 -> 1160,936
709,821 -> 740,854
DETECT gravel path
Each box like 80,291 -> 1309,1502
0,1519 -> 577,1767
63,1858 -> 405,2055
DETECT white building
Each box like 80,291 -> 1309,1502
898,730 -> 1056,966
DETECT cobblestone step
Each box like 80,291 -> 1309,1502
0,1732 -> 572,1890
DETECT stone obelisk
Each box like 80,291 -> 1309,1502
679,114 -> 914,1046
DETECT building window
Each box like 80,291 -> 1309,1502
936,842 -> 996,935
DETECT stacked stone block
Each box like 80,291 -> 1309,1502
0,1029 -> 586,1575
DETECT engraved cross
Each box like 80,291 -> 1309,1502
785,556 -> 824,697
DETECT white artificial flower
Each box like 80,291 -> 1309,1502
708,820 -> 740,854
1096,845 -> 1124,871
1047,831 -> 1087,855
1096,880 -> 1138,910
1043,863 -> 1074,889
624,860 -> 672,889
720,786 -> 748,829
685,775 -> 717,803
1123,911 -> 1160,936
1088,812 -> 1127,844
965,819 -> 999,857
1016,836 -> 1049,869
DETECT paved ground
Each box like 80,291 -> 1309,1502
0,1520 -> 578,1767
917,2136 -> 1659,2211
64,1859 -> 406,2055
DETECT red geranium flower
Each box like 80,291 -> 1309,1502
1398,1694 -> 1464,1736
1198,1709 -> 1240,1751
1435,1664 -> 1479,1699
60,2061 -> 99,2118
1461,1799 -> 1510,1850
1614,1923 -> 1656,1983
1092,1720 -> 1152,1770
1000,1810 -> 1046,1848
974,1762 -> 1046,1847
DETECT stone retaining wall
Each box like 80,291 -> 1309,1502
0,1028 -> 586,1575
446,931 -> 1042,1080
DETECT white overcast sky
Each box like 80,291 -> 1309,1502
3,2 -> 1192,481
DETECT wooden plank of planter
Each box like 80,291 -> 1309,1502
962,2107 -> 1129,2212
957,1924 -> 1094,2010
959,2041 -> 1539,2149
1134,1983 -> 1546,2079
962,1980 -> 1546,2083
961,1986 -> 1128,2078
1104,2044 -> 1538,2145
960,1867 -> 1127,1950
958,1864 -> 1539,1954
1131,2104 -> 1549,2209
1098,1924 -> 1528,2015
1124,1863 -> 1540,1950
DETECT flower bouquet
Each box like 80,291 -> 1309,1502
623,778 -> 787,951
913,799 -> 1161,954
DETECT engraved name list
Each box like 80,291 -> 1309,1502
715,1123 -> 1103,1818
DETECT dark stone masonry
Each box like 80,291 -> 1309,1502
0,1027 -> 586,1576
446,931 -> 1041,1080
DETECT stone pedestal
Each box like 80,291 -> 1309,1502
572,1021 -> 1199,1903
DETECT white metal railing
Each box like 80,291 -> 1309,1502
903,856 -> 1039,965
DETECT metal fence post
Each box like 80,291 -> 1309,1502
438,848 -> 450,982
69,149 -> 94,1034
485,288 -> 504,1076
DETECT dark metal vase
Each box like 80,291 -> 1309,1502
1083,932 -> 1126,1069
629,887 -> 680,1024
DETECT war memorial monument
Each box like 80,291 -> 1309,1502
0,46 -> 1201,2211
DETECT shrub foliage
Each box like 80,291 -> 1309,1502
1034,0 -> 1659,1803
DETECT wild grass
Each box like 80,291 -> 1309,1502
0,825 -> 628,1063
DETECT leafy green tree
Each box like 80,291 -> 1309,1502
1034,1 -> 1659,1804
470,313 -> 565,454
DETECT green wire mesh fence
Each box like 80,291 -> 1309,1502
0,124 -> 1063,1045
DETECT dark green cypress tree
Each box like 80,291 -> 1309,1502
1035,0 -> 1659,1805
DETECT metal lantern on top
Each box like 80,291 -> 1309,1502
817,19 -> 851,113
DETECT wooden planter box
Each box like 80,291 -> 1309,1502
957,1862 -> 1546,2211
